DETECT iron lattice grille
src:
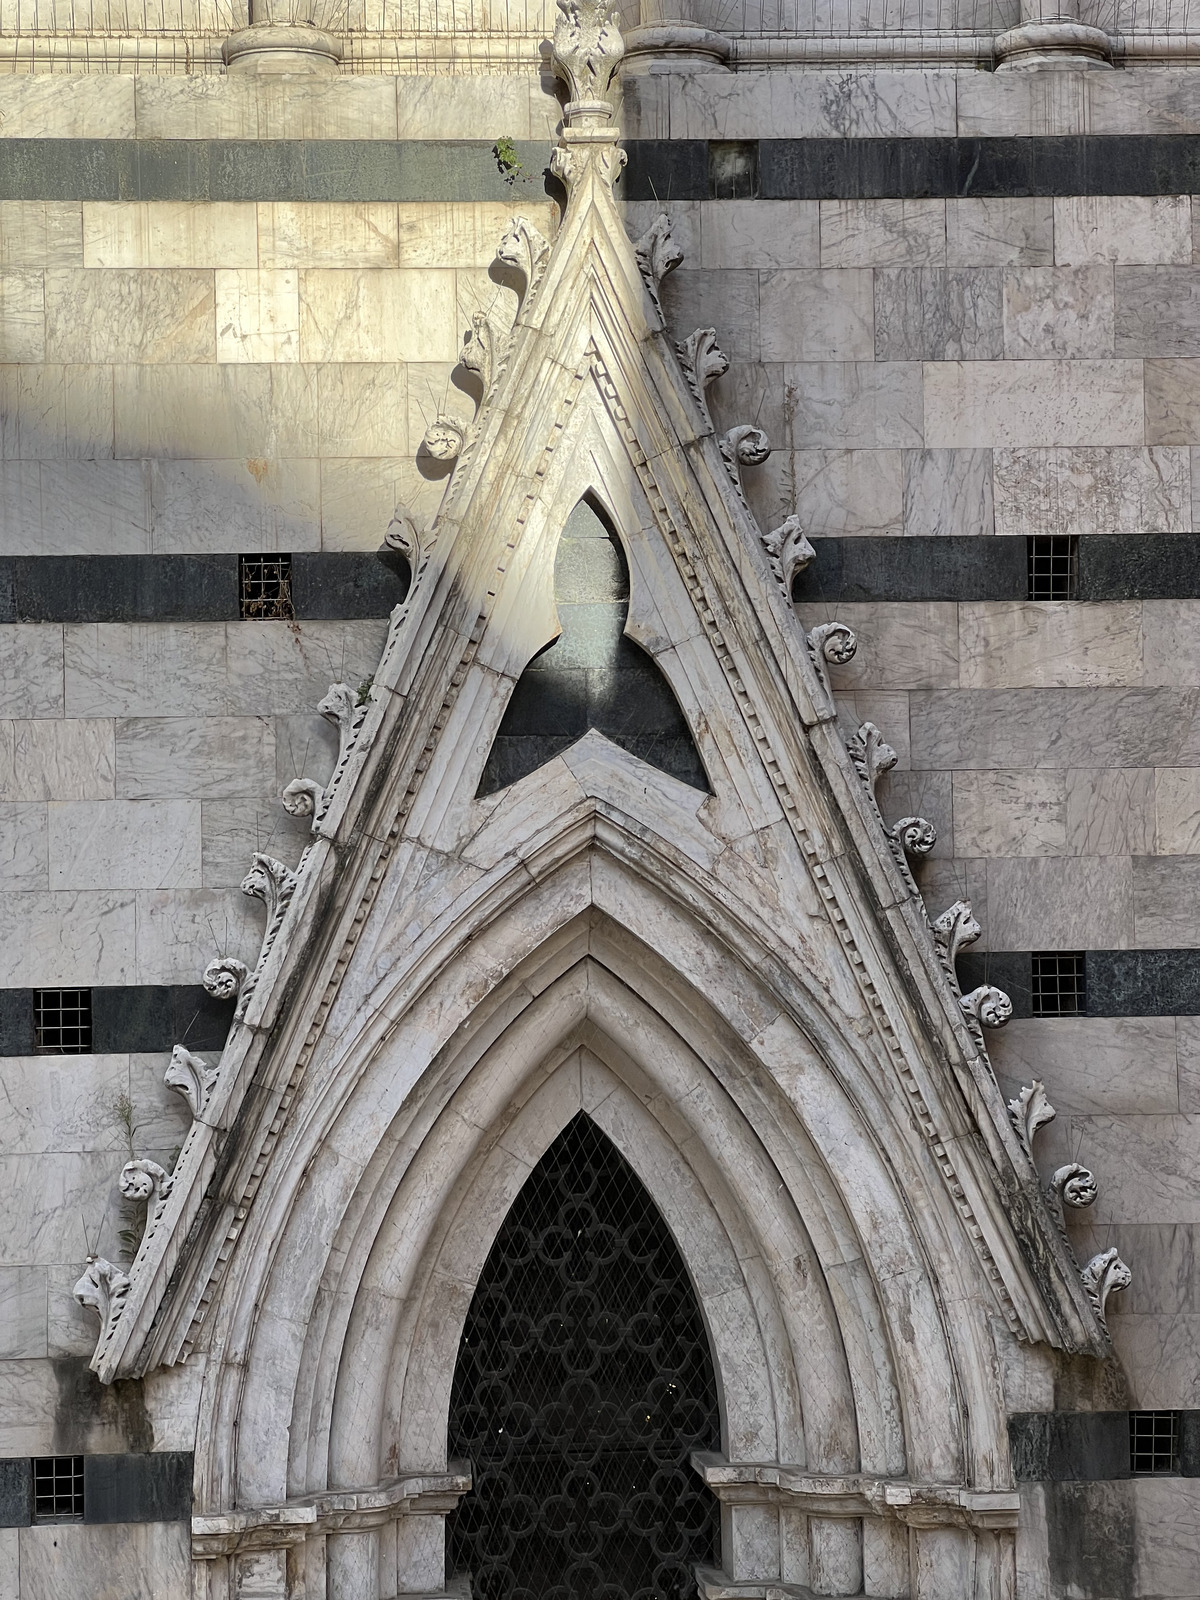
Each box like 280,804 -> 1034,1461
447,1114 -> 721,1600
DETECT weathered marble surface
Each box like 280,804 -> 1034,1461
19,1521 -> 189,1600
83,202 -> 258,269
923,360 -> 1144,450
990,1017 -> 1180,1114
874,268 -> 1003,363
946,198 -> 1053,269
0,720 -> 115,802
700,200 -> 819,271
820,199 -> 947,268
901,448 -> 993,537
993,446 -> 1189,538
759,270 -> 873,363
951,769 -> 1065,858
47,799 -> 202,891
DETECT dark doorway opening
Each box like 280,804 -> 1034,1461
447,1113 -> 721,1600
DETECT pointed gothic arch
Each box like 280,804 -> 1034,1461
443,1111 -> 723,1600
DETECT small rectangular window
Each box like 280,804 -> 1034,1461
1027,535 -> 1077,600
1030,953 -> 1085,1017
708,140 -> 759,200
238,553 -> 294,620
1130,1411 -> 1179,1475
33,989 -> 92,1054
32,1456 -> 84,1521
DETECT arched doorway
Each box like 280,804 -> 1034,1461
446,1113 -> 722,1600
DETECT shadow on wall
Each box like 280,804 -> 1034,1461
477,497 -> 710,796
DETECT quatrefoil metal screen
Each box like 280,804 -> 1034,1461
446,1113 -> 721,1600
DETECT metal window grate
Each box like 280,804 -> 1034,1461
1031,953 -> 1086,1017
447,1113 -> 721,1600
1027,535 -> 1077,600
33,1457 -> 84,1522
1130,1411 -> 1179,1475
238,553 -> 294,620
33,989 -> 92,1054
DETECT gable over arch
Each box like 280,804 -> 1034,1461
81,19 -> 1118,1599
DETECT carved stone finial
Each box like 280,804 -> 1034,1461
241,853 -> 298,925
318,682 -> 361,767
421,415 -> 464,464
460,311 -> 501,396
805,621 -> 858,698
385,503 -> 424,562
1081,1248 -> 1131,1321
1008,1079 -> 1056,1154
552,0 -> 624,115
165,1044 -> 219,1121
74,1256 -> 130,1347
633,214 -> 684,317
848,721 -> 898,806
1051,1162 -> 1099,1209
931,900 -> 982,974
119,1157 -> 173,1209
960,985 -> 1013,1029
677,327 -> 728,427
497,214 -> 552,298
889,816 -> 937,858
203,956 -> 248,1004
761,514 -> 815,598
719,425 -> 771,499
282,777 -> 323,820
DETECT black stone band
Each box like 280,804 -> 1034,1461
956,950 -> 1200,1020
624,136 -> 1200,201
0,138 -> 558,202
6,136 -> 1200,203
0,1453 -> 193,1526
1,538 -> 1197,623
2,951 -> 1198,1055
791,535 -> 1200,604
1010,1413 -> 1200,1481
0,552 -> 409,624
0,986 -> 233,1056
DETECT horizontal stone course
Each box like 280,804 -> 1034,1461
0,552 -> 408,621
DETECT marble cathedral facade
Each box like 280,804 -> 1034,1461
0,0 -> 1199,1595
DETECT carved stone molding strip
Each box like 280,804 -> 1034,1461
191,1468 -> 473,1559
591,355 -> 1031,1341
692,1455 -> 1020,1531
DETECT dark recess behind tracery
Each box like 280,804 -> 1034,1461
478,498 -> 709,796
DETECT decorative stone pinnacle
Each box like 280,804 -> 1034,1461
552,0 -> 625,120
